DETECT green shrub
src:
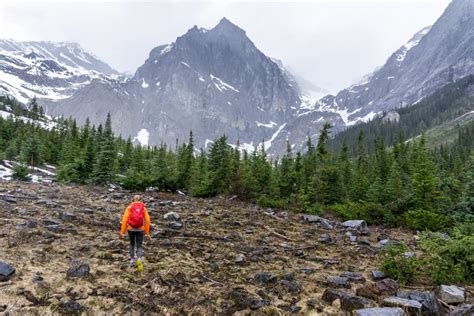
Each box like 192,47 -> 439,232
404,209 -> 449,231
418,229 -> 473,284
11,164 -> 31,181
256,195 -> 289,209
120,168 -> 149,190
380,243 -> 418,284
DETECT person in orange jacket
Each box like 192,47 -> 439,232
120,195 -> 151,266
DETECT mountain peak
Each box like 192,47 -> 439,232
212,17 -> 246,35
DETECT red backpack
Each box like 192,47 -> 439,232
128,202 -> 145,228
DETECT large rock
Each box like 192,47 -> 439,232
327,276 -> 350,288
321,288 -> 368,311
67,259 -> 90,278
383,296 -> 423,314
341,271 -> 366,283
300,214 -> 321,223
355,307 -> 404,316
0,262 -> 15,281
397,290 -> 440,315
322,289 -> 346,304
58,300 -> 84,314
340,295 -> 369,312
371,270 -> 386,280
356,279 -> 399,299
281,279 -> 301,294
254,272 -> 277,285
164,211 -> 180,221
343,220 -> 367,229
229,288 -> 269,311
449,304 -> 474,316
300,214 -> 335,229
169,221 -> 183,230
437,285 -> 465,304
15,220 -> 38,230
235,254 -> 246,265
59,212 -> 76,222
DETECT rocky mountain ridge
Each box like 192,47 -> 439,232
0,39 -> 121,105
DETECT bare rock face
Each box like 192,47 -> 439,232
282,0 -> 474,151
45,18 -> 302,154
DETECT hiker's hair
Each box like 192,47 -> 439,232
133,195 -> 141,202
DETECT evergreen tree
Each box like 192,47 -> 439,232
92,113 -> 117,184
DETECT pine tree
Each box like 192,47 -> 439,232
351,130 -> 370,201
338,140 -> 352,200
176,131 -> 195,190
92,113 -> 117,184
208,135 -> 232,195
411,136 -> 440,210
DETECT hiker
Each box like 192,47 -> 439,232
120,195 -> 151,267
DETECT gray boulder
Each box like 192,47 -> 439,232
58,300 -> 84,314
169,221 -> 183,230
371,270 -> 386,280
341,271 -> 366,283
437,285 -> 465,304
67,259 -> 90,278
383,296 -> 423,314
327,276 -> 350,288
397,290 -> 440,315
449,304 -> 474,316
355,307 -> 404,316
340,295 -> 369,312
343,220 -> 367,229
0,262 -> 15,281
164,211 -> 180,221
235,254 -> 246,265
254,272 -> 277,284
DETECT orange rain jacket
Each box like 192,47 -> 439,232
120,203 -> 151,235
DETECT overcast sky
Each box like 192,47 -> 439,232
0,0 -> 451,92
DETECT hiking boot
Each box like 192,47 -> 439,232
129,258 -> 136,267
136,258 -> 144,272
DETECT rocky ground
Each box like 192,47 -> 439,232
0,181 -> 472,315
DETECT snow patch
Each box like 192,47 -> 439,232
205,139 -> 214,148
141,79 -> 149,88
262,123 -> 287,150
160,44 -> 173,55
256,121 -> 277,128
133,129 -> 149,146
210,74 -> 239,93
180,62 -> 191,68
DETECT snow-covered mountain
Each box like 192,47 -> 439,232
43,18 -> 311,153
273,0 -> 474,152
0,0 -> 472,155
0,40 -> 120,104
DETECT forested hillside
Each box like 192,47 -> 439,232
329,75 -> 474,154
1,92 -> 473,231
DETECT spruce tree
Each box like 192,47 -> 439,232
92,113 -> 117,184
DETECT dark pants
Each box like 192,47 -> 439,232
128,230 -> 144,258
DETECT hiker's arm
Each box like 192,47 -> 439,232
144,208 -> 151,236
120,207 -> 130,236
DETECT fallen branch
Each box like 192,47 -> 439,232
261,225 -> 297,242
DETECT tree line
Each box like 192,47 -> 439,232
0,95 -> 473,232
